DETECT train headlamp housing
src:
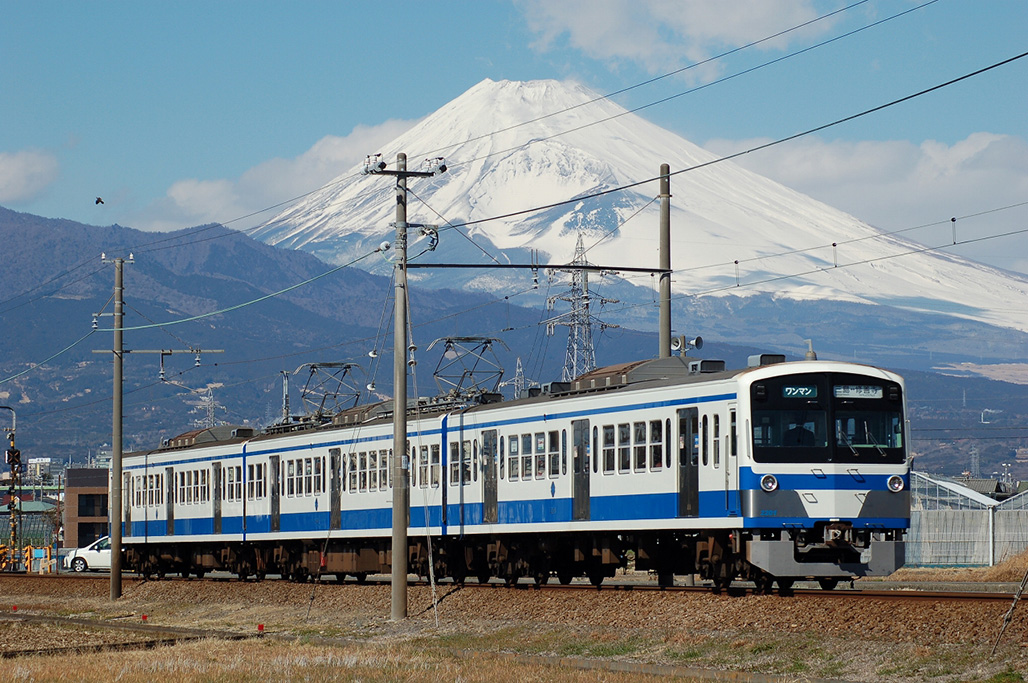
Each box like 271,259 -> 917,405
760,474 -> 778,492
887,475 -> 905,492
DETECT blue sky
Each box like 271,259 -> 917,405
3,0 -> 1027,271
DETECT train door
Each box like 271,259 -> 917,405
269,455 -> 280,533
677,407 -> 699,517
482,429 -> 498,524
165,467 -> 175,536
572,419 -> 590,520
212,462 -> 222,534
725,404 -> 740,516
330,448 -> 342,530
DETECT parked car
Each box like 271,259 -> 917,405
64,536 -> 111,572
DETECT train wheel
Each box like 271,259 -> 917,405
657,572 -> 674,588
354,572 -> 368,584
776,579 -> 794,596
753,573 -> 774,595
557,572 -> 573,585
818,578 -> 839,591
588,570 -> 604,587
477,570 -> 491,585
195,570 -> 206,580
533,571 -> 549,587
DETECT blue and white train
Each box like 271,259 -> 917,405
122,354 -> 909,591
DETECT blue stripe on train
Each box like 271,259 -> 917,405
125,488 -> 908,541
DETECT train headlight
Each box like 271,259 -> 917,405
887,475 -> 905,492
760,474 -> 778,492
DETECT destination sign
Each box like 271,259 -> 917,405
834,385 -> 883,399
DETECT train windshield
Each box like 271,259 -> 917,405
750,372 -> 904,464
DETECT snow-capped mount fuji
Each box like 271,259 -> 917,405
254,79 -> 1028,363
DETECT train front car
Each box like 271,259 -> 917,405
738,361 -> 909,591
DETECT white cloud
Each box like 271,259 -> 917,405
132,119 -> 416,231
703,132 -> 1028,274
0,149 -> 59,203
517,0 -> 826,76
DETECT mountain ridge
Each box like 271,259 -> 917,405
253,78 -> 1028,338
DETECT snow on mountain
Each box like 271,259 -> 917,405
253,78 -> 1028,335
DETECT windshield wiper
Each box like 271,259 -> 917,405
837,429 -> 858,457
864,421 -> 886,456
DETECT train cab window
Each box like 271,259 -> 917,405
419,446 -> 429,489
534,432 -> 546,479
618,424 -> 631,472
508,436 -> 519,480
430,444 -> 441,487
548,431 -> 560,477
602,425 -> 615,473
713,415 -> 720,468
633,422 -> 647,471
649,420 -> 663,470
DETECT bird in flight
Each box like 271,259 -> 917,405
95,197 -> 104,205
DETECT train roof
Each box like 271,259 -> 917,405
139,355 -> 891,455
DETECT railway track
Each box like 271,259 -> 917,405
15,570 -> 1022,603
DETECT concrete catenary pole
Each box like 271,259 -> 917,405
658,163 -> 672,358
391,153 -> 410,621
110,257 -> 125,600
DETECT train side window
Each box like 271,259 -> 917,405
315,457 -> 324,495
449,442 -> 459,485
713,415 -> 721,468
359,452 -> 368,492
533,433 -> 544,479
508,436 -> 519,481
562,429 -> 567,475
369,452 -> 379,491
665,418 -> 672,469
650,420 -> 663,470
521,435 -> 532,480
618,424 -> 630,472
701,416 -> 709,466
286,460 -> 295,497
347,453 -> 357,492
499,435 -> 505,480
419,446 -> 429,489
304,457 -> 313,495
382,449 -> 391,489
602,425 -> 615,474
430,444 -> 441,488
633,422 -> 647,471
472,440 -> 479,483
548,430 -> 560,477
730,410 -> 737,457
592,426 -> 598,474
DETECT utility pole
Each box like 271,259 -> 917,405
658,163 -> 672,358
1,406 -> 19,571
362,152 -> 446,620
94,255 -> 221,599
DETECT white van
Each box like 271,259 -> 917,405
63,535 -> 111,572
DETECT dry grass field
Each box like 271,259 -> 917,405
4,561 -> 1028,683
